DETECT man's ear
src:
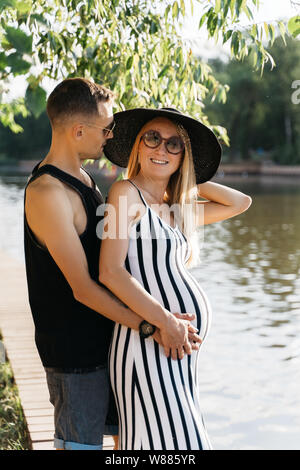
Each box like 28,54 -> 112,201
72,123 -> 84,139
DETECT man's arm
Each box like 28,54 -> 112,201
25,180 -> 142,331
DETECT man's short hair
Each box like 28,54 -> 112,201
46,78 -> 114,127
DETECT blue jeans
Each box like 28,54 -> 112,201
45,366 -> 118,450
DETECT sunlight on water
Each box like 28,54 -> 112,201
192,179 -> 300,450
0,176 -> 26,263
0,173 -> 299,449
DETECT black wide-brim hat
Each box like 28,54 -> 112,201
104,107 -> 222,184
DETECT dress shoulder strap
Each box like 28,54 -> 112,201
126,179 -> 148,208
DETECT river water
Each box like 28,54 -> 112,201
0,172 -> 299,450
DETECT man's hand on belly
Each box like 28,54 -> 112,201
152,312 -> 202,358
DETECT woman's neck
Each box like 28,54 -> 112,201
133,174 -> 168,205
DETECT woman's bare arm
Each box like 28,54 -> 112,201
99,180 -> 196,360
196,181 -> 252,225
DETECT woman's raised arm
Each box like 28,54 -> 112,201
196,181 -> 252,225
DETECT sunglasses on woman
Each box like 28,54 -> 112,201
141,130 -> 185,155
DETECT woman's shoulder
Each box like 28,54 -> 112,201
107,179 -> 143,204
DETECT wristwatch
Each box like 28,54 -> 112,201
139,320 -> 156,339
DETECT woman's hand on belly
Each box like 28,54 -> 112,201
173,313 -> 202,351
152,313 -> 202,358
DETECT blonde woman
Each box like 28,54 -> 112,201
100,108 -> 252,450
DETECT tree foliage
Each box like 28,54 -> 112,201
205,36 -> 300,164
0,0 -> 297,151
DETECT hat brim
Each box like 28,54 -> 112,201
104,108 -> 222,184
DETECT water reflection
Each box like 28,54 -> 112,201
191,177 -> 300,449
0,173 -> 299,449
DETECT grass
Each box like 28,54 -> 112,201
0,335 -> 31,450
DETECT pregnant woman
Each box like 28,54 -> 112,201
99,108 -> 252,450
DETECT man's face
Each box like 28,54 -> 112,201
77,101 -> 114,161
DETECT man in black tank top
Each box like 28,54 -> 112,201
24,78 -> 200,450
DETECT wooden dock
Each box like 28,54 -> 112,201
0,250 -> 114,450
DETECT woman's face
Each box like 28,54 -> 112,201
137,117 -> 184,181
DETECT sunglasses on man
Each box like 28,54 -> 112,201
81,120 -> 116,137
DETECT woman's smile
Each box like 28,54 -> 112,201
150,158 -> 169,165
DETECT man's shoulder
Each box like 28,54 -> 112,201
27,173 -> 66,197
25,174 -> 70,216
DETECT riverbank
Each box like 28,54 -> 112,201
217,161 -> 300,177
1,159 -> 300,178
0,159 -> 120,178
0,355 -> 31,450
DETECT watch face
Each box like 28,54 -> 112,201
143,323 -> 153,335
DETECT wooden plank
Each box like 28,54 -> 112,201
0,250 -> 114,450
25,408 -> 53,418
30,431 -> 55,442
26,416 -> 54,426
32,441 -> 54,450
15,377 -> 47,385
27,423 -> 55,433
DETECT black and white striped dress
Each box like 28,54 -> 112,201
109,180 -> 212,450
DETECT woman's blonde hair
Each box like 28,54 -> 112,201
126,118 -> 200,266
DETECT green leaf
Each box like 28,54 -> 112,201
30,13 -> 48,26
25,85 -> 47,118
263,22 -> 269,39
193,65 -> 201,82
126,56 -> 133,70
190,0 -> 193,16
198,12 -> 207,29
251,49 -> 258,67
5,26 -> 33,54
0,52 -> 7,71
223,29 -> 233,44
215,0 -> 221,14
15,0 -> 32,15
207,11 -> 218,36
0,0 -> 16,12
158,65 -> 170,78
172,1 -> 179,19
236,0 -> 246,16
6,52 -> 31,74
179,0 -> 185,17
150,20 -> 158,34
231,31 -> 240,56
268,24 -> 275,46
110,63 -> 120,74
223,0 -> 230,18
244,6 -> 253,20
250,23 -> 258,39
288,16 -> 300,38
217,87 -> 227,104
230,0 -> 235,17
278,21 -> 287,45
164,4 -> 171,22
265,51 -> 276,70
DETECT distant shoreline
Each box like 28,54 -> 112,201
1,159 -> 300,178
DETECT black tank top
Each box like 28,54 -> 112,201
24,162 -> 114,369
